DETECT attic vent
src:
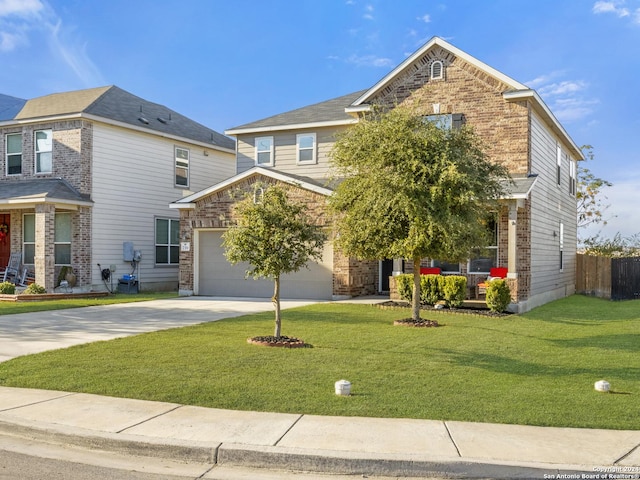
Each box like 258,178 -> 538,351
138,105 -> 149,124
157,113 -> 172,124
430,60 -> 444,80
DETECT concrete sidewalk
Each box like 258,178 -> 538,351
0,386 -> 639,479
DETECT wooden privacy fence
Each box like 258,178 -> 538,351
576,254 -> 640,300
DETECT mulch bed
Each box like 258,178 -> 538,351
394,318 -> 440,327
379,300 -> 511,318
247,335 -> 310,348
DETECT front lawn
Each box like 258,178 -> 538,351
0,295 -> 638,430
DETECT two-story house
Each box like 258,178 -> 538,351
0,86 -> 235,293
171,37 -> 582,312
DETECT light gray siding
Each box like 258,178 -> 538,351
91,123 -> 235,291
236,126 -> 348,181
528,110 -> 577,306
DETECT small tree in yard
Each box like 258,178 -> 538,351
329,106 -> 509,321
222,184 -> 326,338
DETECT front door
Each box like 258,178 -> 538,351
0,214 -> 10,268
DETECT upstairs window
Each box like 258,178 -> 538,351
569,158 -> 576,195
155,218 -> 180,265
6,133 -> 22,175
255,136 -> 274,166
430,60 -> 444,80
296,133 -> 316,164
175,147 -> 189,187
35,129 -> 53,174
556,143 -> 562,186
424,113 -> 464,130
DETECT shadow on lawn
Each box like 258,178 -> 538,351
435,348 -> 640,381
548,333 -> 640,352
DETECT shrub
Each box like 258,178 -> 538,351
420,274 -> 441,305
0,281 -> 15,294
22,283 -> 47,295
395,274 -> 413,303
486,279 -> 511,313
442,275 -> 467,308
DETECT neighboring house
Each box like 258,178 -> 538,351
171,37 -> 582,312
0,86 -> 235,292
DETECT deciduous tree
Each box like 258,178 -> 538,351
223,184 -> 326,337
329,107 -> 509,321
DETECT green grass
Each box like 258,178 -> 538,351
0,292 -> 177,315
0,295 -> 638,430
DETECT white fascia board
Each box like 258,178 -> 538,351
0,198 -> 91,209
80,114 -> 236,154
350,36 -> 528,108
2,112 -> 235,154
503,90 -> 584,160
225,118 -> 358,136
171,167 -> 333,208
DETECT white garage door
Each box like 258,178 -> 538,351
197,231 -> 333,300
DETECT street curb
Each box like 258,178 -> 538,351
0,416 -> 601,479
217,443 -> 594,479
0,416 -> 218,463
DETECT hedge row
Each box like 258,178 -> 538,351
395,274 -> 467,308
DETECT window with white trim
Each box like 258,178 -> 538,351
559,221 -> 564,271
569,157 -> 576,195
155,218 -> 180,265
54,212 -> 72,265
23,212 -> 72,265
175,147 -> 189,187
255,136 -> 274,166
296,133 -> 316,164
35,129 -> 53,174
431,259 -> 460,274
23,214 -> 35,264
556,143 -> 562,186
430,60 -> 444,80
6,133 -> 22,175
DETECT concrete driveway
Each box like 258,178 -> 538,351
0,297 -> 319,362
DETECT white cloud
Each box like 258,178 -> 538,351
0,30 -> 24,51
529,72 -> 596,123
363,3 -> 374,20
634,7 -> 640,23
592,0 -> 630,17
417,14 -> 431,23
0,0 -> 44,17
346,53 -> 394,68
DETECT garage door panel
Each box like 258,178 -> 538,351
198,231 -> 333,300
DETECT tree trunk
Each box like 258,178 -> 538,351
273,276 -> 282,338
412,255 -> 421,321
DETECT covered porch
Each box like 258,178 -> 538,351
0,179 -> 93,292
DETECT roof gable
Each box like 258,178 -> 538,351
347,36 -> 528,110
171,167 -> 333,209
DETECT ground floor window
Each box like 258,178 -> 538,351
23,214 -> 35,264
55,213 -> 71,265
155,218 -> 179,265
431,259 -> 460,273
22,212 -> 72,265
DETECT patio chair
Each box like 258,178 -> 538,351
419,267 -> 441,275
1,252 -> 22,283
477,267 -> 508,297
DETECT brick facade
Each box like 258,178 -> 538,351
178,173 -> 378,298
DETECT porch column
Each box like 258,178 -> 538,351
35,204 -> 55,292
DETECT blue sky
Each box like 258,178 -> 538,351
1,0 -> 639,239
